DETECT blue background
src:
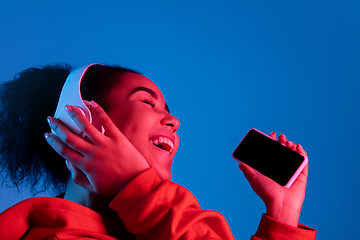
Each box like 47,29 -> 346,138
0,1 -> 359,239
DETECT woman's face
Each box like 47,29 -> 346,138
105,72 -> 180,181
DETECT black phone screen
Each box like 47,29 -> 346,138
233,129 -> 305,186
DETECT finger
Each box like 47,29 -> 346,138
89,101 -> 121,139
291,146 -> 309,189
47,116 -> 93,156
68,161 -> 94,192
270,132 -> 276,140
278,134 -> 287,145
286,141 -> 297,151
291,162 -> 308,188
65,105 -> 105,144
44,132 -> 84,163
296,144 -> 308,157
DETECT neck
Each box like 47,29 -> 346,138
63,178 -> 119,220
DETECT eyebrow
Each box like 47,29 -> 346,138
130,86 -> 170,113
130,86 -> 158,99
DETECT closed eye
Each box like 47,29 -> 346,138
142,99 -> 155,107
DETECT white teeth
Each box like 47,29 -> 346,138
150,136 -> 174,153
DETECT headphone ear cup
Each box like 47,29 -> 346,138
53,64 -> 106,138
53,108 -> 86,137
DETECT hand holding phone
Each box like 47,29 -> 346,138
234,129 -> 309,226
233,128 -> 308,188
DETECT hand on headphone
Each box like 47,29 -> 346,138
45,100 -> 150,197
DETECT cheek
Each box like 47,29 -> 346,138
107,106 -> 161,159
107,105 -> 139,133
109,109 -> 153,147
120,111 -> 153,136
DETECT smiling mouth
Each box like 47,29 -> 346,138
150,136 -> 174,154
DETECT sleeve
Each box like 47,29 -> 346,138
0,204 -> 30,240
251,214 -> 317,240
109,168 -> 235,240
109,168 -> 317,240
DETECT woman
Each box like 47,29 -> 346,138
0,63 -> 316,239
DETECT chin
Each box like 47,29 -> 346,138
147,151 -> 173,181
156,167 -> 172,181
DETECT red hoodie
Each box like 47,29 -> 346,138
0,168 -> 316,239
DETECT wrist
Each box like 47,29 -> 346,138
266,203 -> 301,227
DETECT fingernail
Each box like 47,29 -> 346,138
65,160 -> 72,172
47,116 -> 53,125
64,104 -> 72,112
90,100 -> 98,108
44,132 -> 50,140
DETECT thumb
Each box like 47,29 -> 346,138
68,161 -> 94,192
239,163 -> 261,183
239,163 -> 272,201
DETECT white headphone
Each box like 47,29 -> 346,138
53,63 -> 104,137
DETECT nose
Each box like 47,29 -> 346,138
161,113 -> 180,132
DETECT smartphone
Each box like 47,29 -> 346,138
232,128 -> 308,188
